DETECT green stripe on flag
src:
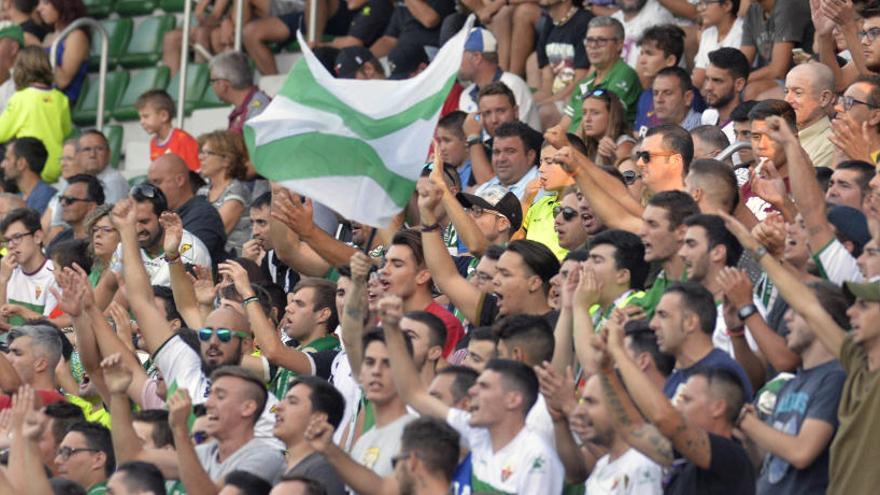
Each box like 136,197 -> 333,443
245,130 -> 417,207
279,61 -> 457,140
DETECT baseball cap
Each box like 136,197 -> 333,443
464,28 -> 497,53
0,22 -> 24,47
456,184 -> 522,232
334,46 -> 378,78
844,280 -> 880,302
827,205 -> 870,256
388,43 -> 429,80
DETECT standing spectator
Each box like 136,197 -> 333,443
0,23 -> 23,113
472,121 -> 541,200
634,24 -> 686,134
702,47 -> 749,142
826,161 -> 875,210
107,461 -> 167,495
37,0 -> 88,104
1,137 -> 56,214
0,46 -> 71,183
553,186 -> 588,251
782,63 -> 836,169
197,131 -> 251,256
137,90 -> 201,173
434,111 -> 471,187
241,192 -> 299,292
4,1 -> 48,46
739,0 -> 812,97
0,325 -> 65,405
209,52 -> 272,135
612,0 -> 692,69
77,130 -> 130,204
652,67 -> 702,130
523,140 -> 576,259
84,204 -> 118,286
46,173 -> 103,251
692,0 -> 742,89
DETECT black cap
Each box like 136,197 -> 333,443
335,46 -> 378,78
387,43 -> 429,80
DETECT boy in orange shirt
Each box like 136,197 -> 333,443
137,89 -> 200,172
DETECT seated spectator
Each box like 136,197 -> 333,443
701,47 -> 749,143
691,124 -> 730,160
652,67 -> 702,130
692,0 -> 742,89
5,1 -> 47,46
612,0 -> 693,69
197,131 -> 251,256
368,0 -> 454,59
740,0 -> 812,98
37,0 -> 88,103
84,204 -> 117,286
474,0 -> 540,78
162,0 -> 239,76
458,28 -> 539,131
1,137 -> 56,214
0,46 -> 71,183
137,90 -> 200,173
434,111 -> 471,187
107,461 -> 167,495
561,16 -> 641,132
826,161 -> 875,210
46,174 -> 103,252
472,121 -> 541,200
386,35 -> 429,80
783,62 -> 836,169
829,76 -> 880,165
634,24 -> 687,133
813,4 -> 880,92
209,51 -> 272,135
523,139 -> 579,259
533,0 -> 592,129
0,23 -> 22,113
334,45 -> 385,79
147,153 -> 227,261
76,130 -> 130,203
0,324 -> 65,405
42,138 -> 82,237
578,89 -> 635,166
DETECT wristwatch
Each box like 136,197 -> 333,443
737,303 -> 758,320
466,134 -> 482,147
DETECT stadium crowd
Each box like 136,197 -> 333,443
0,0 -> 877,494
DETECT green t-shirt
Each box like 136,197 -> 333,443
563,59 -> 641,133
632,268 -> 686,319
269,334 -> 341,399
523,194 -> 567,260
86,481 -> 107,495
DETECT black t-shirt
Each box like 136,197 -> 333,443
385,0 -> 455,46
310,349 -> 341,380
477,293 -> 559,328
261,250 -> 300,293
665,433 -> 756,495
536,9 -> 591,70
20,19 -> 48,42
177,195 -> 228,263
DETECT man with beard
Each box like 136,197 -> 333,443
110,198 -> 280,439
702,48 -> 750,142
241,192 -> 299,293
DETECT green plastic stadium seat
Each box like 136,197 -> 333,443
166,63 -> 209,115
115,0 -> 158,16
83,0 -> 114,17
88,18 -> 133,71
104,124 -> 123,169
112,66 -> 171,121
160,0 -> 186,12
197,84 -> 230,109
72,71 -> 130,126
118,15 -> 175,68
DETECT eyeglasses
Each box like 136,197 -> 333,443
466,205 -> 506,219
553,206 -> 578,221
78,145 -> 107,154
858,27 -> 880,43
199,149 -> 225,158
585,37 -> 617,47
91,225 -> 116,236
622,170 -> 642,185
56,446 -> 99,461
841,95 -> 877,111
197,327 -> 251,343
636,150 -> 678,163
59,195 -> 94,206
2,231 -> 34,246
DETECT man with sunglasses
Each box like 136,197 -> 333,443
46,174 -> 104,252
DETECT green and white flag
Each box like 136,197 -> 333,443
244,18 -> 474,227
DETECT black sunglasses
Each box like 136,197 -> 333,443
553,206 -> 578,221
621,170 -> 641,185
130,182 -> 160,198
59,195 -> 94,206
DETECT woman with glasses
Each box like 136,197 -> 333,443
578,89 -> 635,167
196,130 -> 251,256
84,204 -> 118,286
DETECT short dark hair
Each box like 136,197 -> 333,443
586,229 -> 650,290
484,244 -> 505,261
638,24 -> 685,64
132,409 -> 174,448
66,422 -> 115,476
362,328 -> 414,358
483,359 -> 540,416
645,124 -> 694,174
288,376 -> 346,429
493,315 -> 554,365
469,326 -> 496,343
494,121 -> 541,155
13,0 -> 38,14
223,470 -> 272,495
730,100 -> 758,123
66,174 -> 105,205
436,365 -> 479,404
688,159 -> 739,214
277,474 -> 328,495
293,278 -> 340,332
707,47 -> 751,81
690,126 -> 730,153
646,190 -> 700,229
0,207 -> 41,234
748,99 -> 797,133
391,229 -> 426,267
563,249 -> 589,263
664,281 -> 718,335
44,401 -> 85,445
655,66 -> 693,94
683,214 -> 743,266
114,461 -> 166,495
404,310 -> 447,350
504,239 -> 561,295
691,366 -> 745,425
252,191 -> 271,210
135,89 -> 175,119
437,110 -> 466,140
400,417 -> 461,482
12,137 -> 48,175
131,183 -> 168,216
477,81 -> 516,108
209,366 -> 268,426
152,285 -> 182,323
809,280 -> 851,331
836,160 -> 876,196
624,319 -> 675,376
48,238 -> 92,274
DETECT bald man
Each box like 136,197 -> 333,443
147,154 -> 227,260
783,63 -> 836,168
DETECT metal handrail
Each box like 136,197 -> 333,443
717,141 -> 753,164
234,0 -> 243,52
177,0 -> 194,128
50,18 -> 109,131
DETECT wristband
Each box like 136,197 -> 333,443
421,222 -> 442,233
727,325 -> 745,337
466,135 -> 482,147
242,296 -> 260,306
752,245 -> 768,261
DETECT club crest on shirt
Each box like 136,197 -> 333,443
180,243 -> 192,254
500,465 -> 513,481
34,285 -> 42,299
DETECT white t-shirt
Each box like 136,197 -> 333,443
459,72 -> 541,131
613,0 -> 682,69
694,19 -> 745,70
0,78 -> 15,114
446,408 -> 564,495
526,394 -> 555,446
6,259 -> 59,319
712,300 -> 761,359
585,448 -> 664,495
349,413 -> 417,478
110,229 -> 211,287
814,238 -> 864,285
195,437 -> 285,483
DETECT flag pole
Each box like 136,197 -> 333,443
362,227 -> 378,254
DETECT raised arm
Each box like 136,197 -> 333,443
378,295 -> 451,419
550,269 -> 579,373
0,352 -> 21,394
342,251 -> 372,375
168,389 -> 220,495
534,363 -> 588,483
268,195 -> 333,278
271,186 -> 357,268
738,402 -> 836,469
463,113 -> 495,185
162,211 -> 210,329
429,150 -> 493,256
13,386 -> 55,495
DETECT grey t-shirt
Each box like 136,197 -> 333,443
198,179 -> 251,256
195,437 -> 285,483
285,452 -> 346,495
741,0 -> 812,69
756,360 -> 846,495
349,413 -> 417,477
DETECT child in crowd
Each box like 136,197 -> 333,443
136,89 -> 200,172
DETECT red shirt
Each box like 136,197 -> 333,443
441,81 -> 464,118
150,128 -> 200,172
425,302 -> 465,358
0,389 -> 65,409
